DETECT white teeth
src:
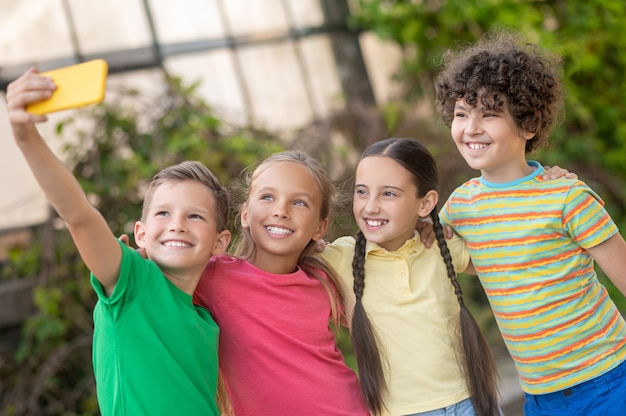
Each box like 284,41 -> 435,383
366,220 -> 387,227
468,143 -> 488,150
163,241 -> 191,248
266,226 -> 292,235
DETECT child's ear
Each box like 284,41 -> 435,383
522,129 -> 536,140
312,218 -> 329,242
212,230 -> 231,256
240,205 -> 250,229
134,221 -> 147,249
417,190 -> 439,217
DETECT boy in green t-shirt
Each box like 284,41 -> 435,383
7,68 -> 231,415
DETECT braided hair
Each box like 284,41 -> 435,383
351,228 -> 386,414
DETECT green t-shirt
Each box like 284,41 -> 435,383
91,241 -> 219,415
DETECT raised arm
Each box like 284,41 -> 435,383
6,68 -> 121,295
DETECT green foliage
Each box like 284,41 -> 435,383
336,326 -> 358,371
350,0 -> 547,99
1,231 -> 96,416
0,235 -> 42,282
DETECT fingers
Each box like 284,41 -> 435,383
419,228 -> 435,248
6,68 -> 56,123
118,234 -> 130,246
542,165 -> 578,180
416,217 -> 433,248
315,239 -> 328,253
421,234 -> 434,248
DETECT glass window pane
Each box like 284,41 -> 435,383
165,51 -> 249,125
68,0 -> 152,54
298,35 -> 342,115
239,42 -> 313,130
0,93 -> 64,229
222,0 -> 288,36
0,0 -> 74,66
148,0 -> 225,42
359,33 -> 402,104
285,0 -> 324,28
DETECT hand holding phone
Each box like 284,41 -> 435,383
26,59 -> 108,115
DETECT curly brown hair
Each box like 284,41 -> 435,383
435,30 -> 564,152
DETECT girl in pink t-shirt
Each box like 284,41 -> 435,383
194,151 -> 368,415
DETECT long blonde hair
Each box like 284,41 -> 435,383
234,150 -> 343,327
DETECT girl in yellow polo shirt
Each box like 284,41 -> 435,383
321,137 -> 499,416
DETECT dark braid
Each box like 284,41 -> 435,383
431,209 -> 464,305
351,230 -> 386,415
430,210 -> 500,416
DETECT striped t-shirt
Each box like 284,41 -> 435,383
440,161 -> 626,394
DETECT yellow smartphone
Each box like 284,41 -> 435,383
26,59 -> 108,115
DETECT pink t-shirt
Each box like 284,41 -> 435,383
194,255 -> 369,416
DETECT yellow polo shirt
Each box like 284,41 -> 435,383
320,233 -> 471,415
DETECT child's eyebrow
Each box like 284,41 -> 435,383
257,185 -> 315,201
288,192 -> 315,201
151,202 -> 210,213
355,183 -> 404,192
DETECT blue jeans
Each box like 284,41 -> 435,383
406,398 -> 476,416
524,360 -> 626,416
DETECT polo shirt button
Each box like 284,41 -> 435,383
562,389 -> 573,397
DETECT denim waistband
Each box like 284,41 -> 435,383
525,360 -> 626,407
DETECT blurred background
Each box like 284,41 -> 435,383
1,1 -> 626,415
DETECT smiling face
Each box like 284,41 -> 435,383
353,155 -> 434,251
134,180 -> 229,282
451,97 -> 535,183
241,161 -> 327,273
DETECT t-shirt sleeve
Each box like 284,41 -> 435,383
317,237 -> 355,303
90,240 -> 149,305
439,198 -> 453,228
564,182 -> 619,249
445,233 -> 470,274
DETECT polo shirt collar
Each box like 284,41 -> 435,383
364,231 -> 424,256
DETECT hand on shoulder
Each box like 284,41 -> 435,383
542,165 -> 578,180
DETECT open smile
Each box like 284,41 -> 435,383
467,142 -> 490,150
365,219 -> 388,227
161,240 -> 192,248
265,225 -> 293,235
